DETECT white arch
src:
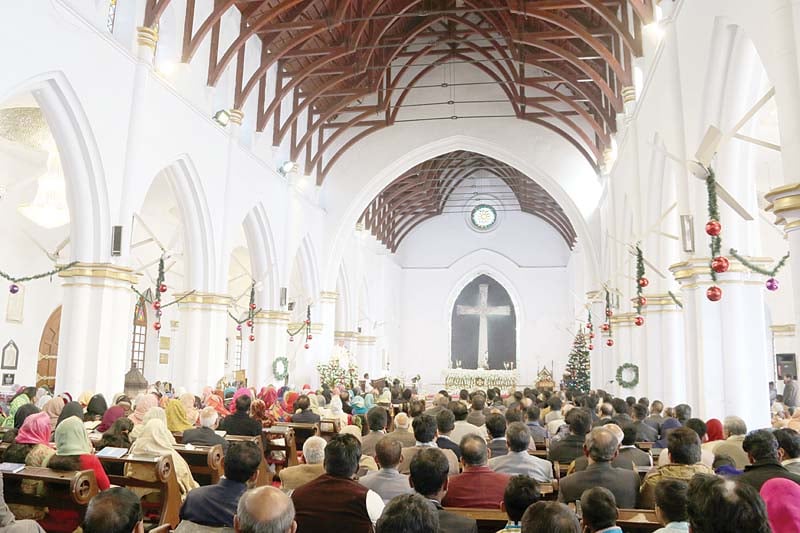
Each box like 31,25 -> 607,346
242,203 -> 280,309
292,234 -> 321,302
321,133 -> 599,290
335,264 -> 352,331
0,72 -> 111,262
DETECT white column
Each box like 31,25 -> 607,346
300,291 -> 337,386
57,264 -> 139,398
586,291 -> 607,390
670,258 -> 772,429
640,294 -> 686,406
356,335 -> 377,377
607,313 -> 645,398
249,310 -> 290,387
175,293 -> 230,393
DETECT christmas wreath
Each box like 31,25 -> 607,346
273,356 -> 289,381
616,363 -> 639,389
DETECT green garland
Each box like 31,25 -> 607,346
729,248 -> 790,277
273,356 -> 289,381
605,289 -> 613,336
635,244 -> 645,315
706,169 -> 722,282
667,291 -> 684,309
0,262 -> 78,284
616,363 -> 639,389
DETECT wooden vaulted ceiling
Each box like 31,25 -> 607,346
358,150 -> 577,251
144,0 -> 651,182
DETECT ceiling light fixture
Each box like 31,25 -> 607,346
18,155 -> 70,229
212,109 -> 230,127
278,160 -> 297,176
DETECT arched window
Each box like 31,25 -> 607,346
451,275 -> 516,370
106,0 -> 117,32
130,292 -> 149,371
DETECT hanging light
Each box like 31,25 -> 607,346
278,160 -> 297,176
17,154 -> 70,229
212,109 -> 230,127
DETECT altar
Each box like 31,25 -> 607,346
443,369 -> 519,390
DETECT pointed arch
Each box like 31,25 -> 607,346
242,203 -> 280,309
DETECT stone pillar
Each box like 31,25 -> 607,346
175,292 -> 230,393
608,313 -> 645,398
640,294 -> 686,406
670,257 -> 772,429
304,291 -> 337,382
57,264 -> 139,398
356,335 -> 378,377
290,321 -> 323,388
249,310 -> 290,387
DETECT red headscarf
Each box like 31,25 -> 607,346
97,406 -> 125,433
284,391 -> 299,412
706,418 -> 724,442
761,478 -> 800,533
206,394 -> 230,417
16,412 -> 53,447
261,387 -> 278,409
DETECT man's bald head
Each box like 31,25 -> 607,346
394,412 -> 410,429
235,486 -> 296,533
460,434 -> 489,466
375,437 -> 402,469
585,428 -> 619,463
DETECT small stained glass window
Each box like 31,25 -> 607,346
106,0 -> 117,33
131,295 -> 147,372
470,204 -> 497,230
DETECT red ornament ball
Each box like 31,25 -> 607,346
9,284 -> 19,294
638,277 -> 649,288
766,278 -> 780,291
706,286 -> 723,302
606,338 -> 614,347
250,303 -> 257,310
289,336 -> 294,342
246,319 -> 253,327
249,335 -> 255,342
153,300 -> 161,310
634,316 -> 645,327
586,322 -> 593,330
638,296 -> 647,307
305,319 -> 311,325
304,343 -> 310,349
307,334 -> 313,340
601,323 -> 610,332
711,256 -> 730,274
159,283 -> 168,293
153,322 -> 162,331
589,332 -> 595,339
705,220 -> 722,237
588,344 -> 594,351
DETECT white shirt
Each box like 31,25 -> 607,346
366,490 -> 385,524
451,420 -> 488,443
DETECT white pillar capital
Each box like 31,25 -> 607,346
135,26 -> 158,63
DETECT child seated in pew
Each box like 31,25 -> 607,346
39,416 -> 110,533
498,476 -> 540,533
653,479 -> 690,533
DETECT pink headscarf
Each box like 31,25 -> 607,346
98,406 -> 125,433
761,478 -> 800,533
261,387 -> 278,409
228,388 -> 252,411
16,412 -> 53,447
129,393 -> 159,425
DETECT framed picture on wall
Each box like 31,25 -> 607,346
1,341 -> 18,370
2,374 -> 14,386
5,285 -> 24,324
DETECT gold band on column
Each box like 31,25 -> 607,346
136,26 -> 159,49
765,183 -> 800,234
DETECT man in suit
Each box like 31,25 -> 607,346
784,375 -> 800,410
489,422 -> 554,483
386,412 -> 416,448
233,486 -> 296,533
409,448 -> 477,533
525,405 -> 549,444
442,435 -> 511,509
436,409 -> 462,460
399,414 -> 460,476
644,400 -> 664,436
486,413 -> 508,459
179,442 -> 262,528
738,429 -> 800,491
557,427 -> 640,509
291,395 -> 320,424
423,393 -> 450,418
466,394 -> 486,427
617,426 -> 653,468
631,404 -> 657,442
219,395 -> 262,437
182,406 -> 229,452
359,437 -> 413,503
548,409 -> 592,465
279,436 -> 326,490
360,407 -> 388,457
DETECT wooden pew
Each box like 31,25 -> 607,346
173,443 -> 224,486
97,453 -> 181,528
529,448 -> 548,459
446,506 -> 661,533
226,435 -> 271,487
635,441 -> 654,452
2,467 -> 98,520
445,507 -> 506,533
617,509 -> 661,532
319,418 -> 341,440
262,426 -> 299,470
275,422 -> 319,448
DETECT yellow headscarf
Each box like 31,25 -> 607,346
165,399 -> 194,433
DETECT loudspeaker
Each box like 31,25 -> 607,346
111,225 -> 123,256
280,287 -> 287,307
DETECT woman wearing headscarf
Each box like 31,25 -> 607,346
114,394 -> 133,416
165,399 -> 194,433
2,387 -> 34,428
228,388 -> 252,412
261,387 -> 278,410
268,391 -> 298,423
128,393 -> 159,427
96,417 -> 134,451
84,394 -> 108,422
13,404 -> 40,430
126,419 -> 198,499
328,395 -> 350,427
364,393 -> 375,412
130,407 -> 175,443
761,478 -> 800,533
249,399 -> 270,427
377,387 -> 392,406
96,406 -> 125,434
702,418 -> 725,452
7,412 -> 55,521
653,418 -> 682,450
179,393 -> 199,426
42,416 -> 110,532
77,391 -> 94,409
56,402 -> 84,427
34,388 -> 48,406
351,396 -> 367,416
205,394 -> 230,418
42,397 -> 65,432
35,394 -> 52,410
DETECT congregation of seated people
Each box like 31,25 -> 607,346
0,380 -> 798,532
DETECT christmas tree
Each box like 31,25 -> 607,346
565,328 -> 591,394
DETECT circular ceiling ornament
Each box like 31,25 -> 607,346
470,204 -> 497,230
